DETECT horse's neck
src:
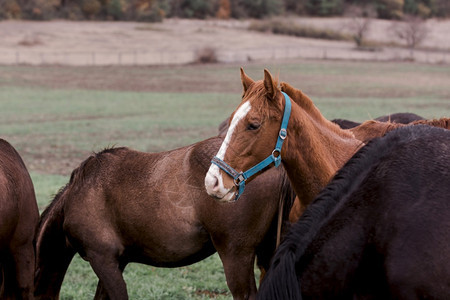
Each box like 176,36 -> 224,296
350,121 -> 401,143
283,105 -> 362,205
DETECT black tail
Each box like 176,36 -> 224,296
34,184 -> 75,299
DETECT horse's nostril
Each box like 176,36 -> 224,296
212,176 -> 219,189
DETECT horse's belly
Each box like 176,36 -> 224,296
127,224 -> 214,267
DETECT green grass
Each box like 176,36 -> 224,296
1,59 -> 449,299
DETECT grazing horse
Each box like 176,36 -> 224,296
332,112 -> 424,129
0,139 -> 39,299
258,125 -> 450,299
34,136 -> 295,300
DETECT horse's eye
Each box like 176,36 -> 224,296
247,122 -> 261,131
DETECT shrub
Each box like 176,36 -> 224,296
0,0 -> 22,19
81,0 -> 101,19
377,0 -> 404,19
194,47 -> 218,64
306,0 -> 344,16
249,19 -> 350,41
216,0 -> 231,19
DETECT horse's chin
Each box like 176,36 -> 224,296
214,186 -> 236,203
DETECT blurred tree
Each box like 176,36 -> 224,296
306,0 -> 344,16
0,0 -> 22,19
233,0 -> 283,18
284,0 -> 307,14
81,0 -> 101,18
216,0 -> 231,19
107,0 -> 123,19
345,4 -> 376,47
377,0 -> 404,19
390,14 -> 428,57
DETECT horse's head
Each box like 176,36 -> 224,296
205,68 -> 290,202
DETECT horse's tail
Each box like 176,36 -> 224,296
34,182 -> 75,299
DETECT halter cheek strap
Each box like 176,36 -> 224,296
211,92 -> 292,201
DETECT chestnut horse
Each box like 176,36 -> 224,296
205,68 -> 363,210
258,125 -> 450,299
332,112 -> 424,129
34,136 -> 295,300
288,117 -> 450,222
205,68 -> 448,215
0,139 -> 39,299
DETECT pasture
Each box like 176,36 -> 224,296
0,59 -> 449,299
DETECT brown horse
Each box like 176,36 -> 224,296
350,117 -> 450,143
205,68 -> 363,211
331,112 -> 424,129
288,116 -> 450,222
34,136 -> 295,300
204,68 -> 448,213
0,139 -> 39,299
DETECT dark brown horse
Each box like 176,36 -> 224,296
0,139 -> 39,299
258,125 -> 450,299
34,136 -> 295,300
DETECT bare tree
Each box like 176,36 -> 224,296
345,5 -> 376,49
390,15 -> 429,58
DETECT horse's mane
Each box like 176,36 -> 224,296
412,117 -> 450,129
280,82 -> 356,140
258,125 -> 438,300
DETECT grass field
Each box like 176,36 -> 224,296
1,59 -> 449,299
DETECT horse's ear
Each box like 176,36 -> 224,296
263,69 -> 278,100
240,68 -> 254,93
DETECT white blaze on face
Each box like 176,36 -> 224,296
205,101 -> 252,201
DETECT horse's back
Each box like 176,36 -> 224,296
369,126 -> 450,298
61,142 -> 220,266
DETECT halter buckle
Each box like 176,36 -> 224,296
279,128 -> 287,140
234,173 -> 245,186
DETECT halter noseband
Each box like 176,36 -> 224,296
211,92 -> 292,201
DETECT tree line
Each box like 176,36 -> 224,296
1,0 -> 449,21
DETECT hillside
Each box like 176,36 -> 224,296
0,17 -> 449,65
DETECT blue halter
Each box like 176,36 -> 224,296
211,92 -> 292,201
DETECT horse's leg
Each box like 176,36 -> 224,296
10,243 -> 35,299
217,248 -> 257,300
86,249 -> 127,300
34,244 -> 76,299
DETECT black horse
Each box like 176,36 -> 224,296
332,112 -> 424,129
258,125 -> 450,299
